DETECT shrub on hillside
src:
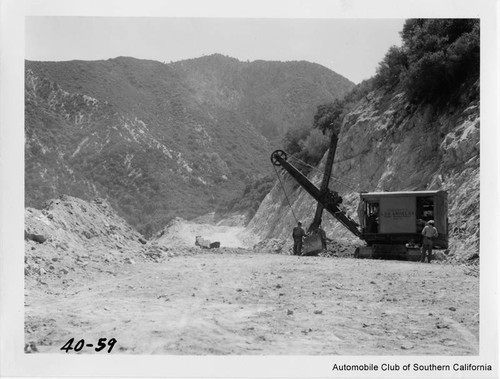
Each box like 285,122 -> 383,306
281,99 -> 345,171
282,126 -> 310,156
373,46 -> 408,89
372,19 -> 479,105
313,99 -> 344,135
282,126 -> 331,169
301,129 -> 330,164
342,78 -> 375,105
402,19 -> 479,104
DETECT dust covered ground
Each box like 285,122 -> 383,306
25,249 -> 479,355
24,197 -> 479,355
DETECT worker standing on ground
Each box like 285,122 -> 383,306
420,220 -> 438,263
292,221 -> 306,256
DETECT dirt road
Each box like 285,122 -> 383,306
25,250 -> 479,355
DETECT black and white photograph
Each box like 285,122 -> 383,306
0,0 -> 498,377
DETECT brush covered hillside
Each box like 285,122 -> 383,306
171,56 -> 354,141
248,19 -> 480,260
25,55 -> 353,235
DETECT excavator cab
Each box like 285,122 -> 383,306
358,191 -> 448,250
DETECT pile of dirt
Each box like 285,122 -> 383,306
138,242 -> 234,262
25,196 -> 146,284
252,238 -> 289,254
24,196 -> 258,286
321,239 -> 362,258
253,237 -> 357,257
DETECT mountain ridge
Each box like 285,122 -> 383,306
25,54 -> 354,235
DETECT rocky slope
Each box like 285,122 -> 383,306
25,55 -> 353,235
24,196 -> 146,284
24,196 -> 258,287
247,84 -> 480,261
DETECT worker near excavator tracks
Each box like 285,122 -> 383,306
292,221 -> 306,256
420,220 -> 438,263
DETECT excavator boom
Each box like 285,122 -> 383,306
309,132 -> 338,233
271,150 -> 362,238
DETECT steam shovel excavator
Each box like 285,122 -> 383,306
270,132 -> 448,260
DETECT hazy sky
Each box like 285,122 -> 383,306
26,17 -> 405,84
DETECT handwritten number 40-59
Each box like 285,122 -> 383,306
60,338 -> 117,353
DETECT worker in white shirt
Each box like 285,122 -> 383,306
420,220 -> 438,263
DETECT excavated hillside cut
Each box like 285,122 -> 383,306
248,87 -> 479,262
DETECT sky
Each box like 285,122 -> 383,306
26,17 -> 405,84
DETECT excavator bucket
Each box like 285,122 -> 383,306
301,234 -> 323,256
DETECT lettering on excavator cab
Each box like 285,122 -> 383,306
379,196 -> 416,233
